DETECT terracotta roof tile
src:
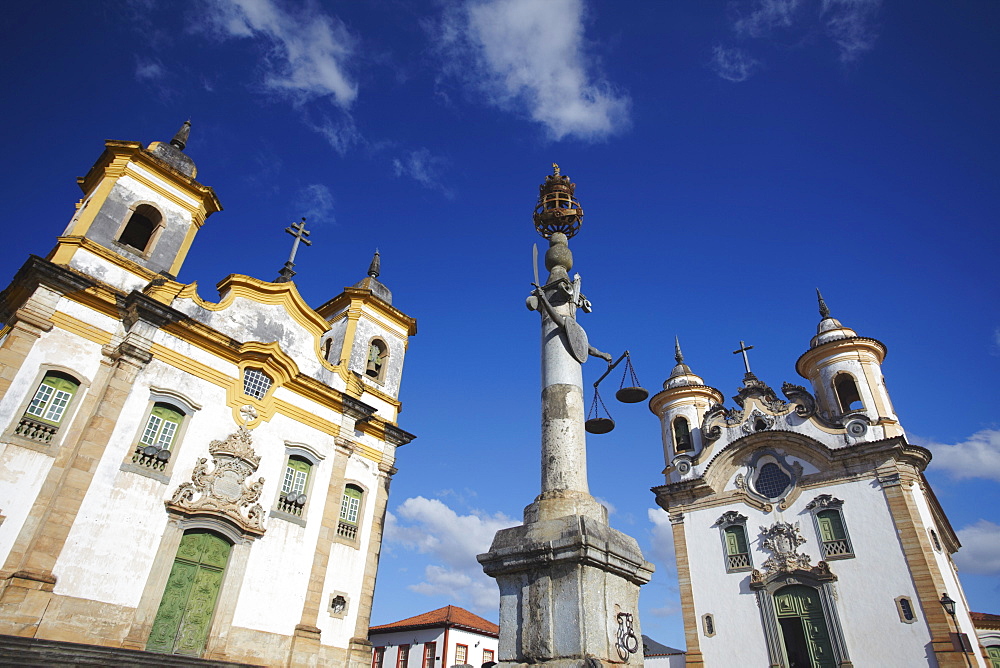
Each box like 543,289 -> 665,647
972,611 -> 1000,626
370,606 -> 499,636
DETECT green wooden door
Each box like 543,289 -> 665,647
774,585 -> 836,668
986,645 -> 1000,668
147,530 -> 231,656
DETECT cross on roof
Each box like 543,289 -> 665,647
733,340 -> 754,375
275,217 -> 311,283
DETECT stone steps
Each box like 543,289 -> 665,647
0,634 -> 260,667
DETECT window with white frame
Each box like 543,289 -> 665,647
715,511 -> 752,572
483,649 -> 495,664
132,402 -> 184,471
15,371 -> 80,445
373,647 -> 385,668
276,455 -> 312,517
242,367 -> 272,399
422,642 -> 436,668
806,495 -> 855,560
454,644 -> 467,665
338,484 -> 364,540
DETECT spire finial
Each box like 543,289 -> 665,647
368,249 -> 381,278
170,120 -> 191,151
552,163 -> 560,176
674,336 -> 684,364
816,288 -> 831,319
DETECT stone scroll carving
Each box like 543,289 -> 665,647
167,426 -> 266,537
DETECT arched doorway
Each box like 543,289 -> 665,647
774,584 -> 836,668
146,529 -> 232,656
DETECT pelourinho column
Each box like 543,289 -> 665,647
479,165 -> 653,668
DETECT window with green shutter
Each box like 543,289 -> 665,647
15,371 -> 80,444
277,456 -> 312,517
141,404 -> 184,449
816,509 -> 854,559
338,484 -> 364,541
25,373 -> 78,425
724,524 -> 751,571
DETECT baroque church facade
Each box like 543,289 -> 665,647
0,124 -> 416,666
649,297 -> 986,667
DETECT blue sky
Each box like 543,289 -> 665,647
3,0 -> 999,649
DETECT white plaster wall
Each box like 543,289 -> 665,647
644,654 -> 684,668
350,316 -> 406,399
446,627 -> 499,667
687,476 -> 940,667
0,319 -> 107,567
54,358 -> 234,606
66,243 -> 150,295
371,629 -> 445,667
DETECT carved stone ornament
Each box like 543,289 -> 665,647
733,373 -> 786,412
167,426 -> 266,536
701,403 -> 727,442
759,522 -> 811,575
805,494 -> 844,511
781,382 -> 816,418
741,409 -> 776,435
714,510 -> 748,528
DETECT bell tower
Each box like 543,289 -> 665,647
48,121 -> 222,292
795,290 -> 902,437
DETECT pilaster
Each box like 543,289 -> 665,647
0,337 -> 150,636
880,466 -> 968,667
670,512 -> 703,668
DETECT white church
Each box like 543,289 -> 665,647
649,295 -> 987,667
0,123 -> 416,666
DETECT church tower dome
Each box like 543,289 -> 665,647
795,290 -> 902,436
648,338 -> 724,476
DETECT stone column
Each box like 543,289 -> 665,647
480,167 -> 653,668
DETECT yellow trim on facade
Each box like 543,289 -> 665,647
273,398 -> 340,438
50,312 -> 113,346
67,155 -> 132,237
48,237 -> 160,283
122,165 -> 202,215
169,221 -> 201,277
150,343 -> 233,388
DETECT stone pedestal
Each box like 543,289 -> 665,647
478,511 -> 653,668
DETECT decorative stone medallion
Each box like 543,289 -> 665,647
167,426 -> 266,536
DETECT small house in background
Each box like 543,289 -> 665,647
642,634 -> 685,668
370,606 -> 499,668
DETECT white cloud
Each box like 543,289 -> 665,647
436,0 -> 630,141
307,114 -> 362,155
203,0 -> 357,108
821,0 -> 881,63
647,507 -> 676,569
294,184 -> 335,226
135,58 -> 166,82
385,496 -> 518,614
392,149 -> 452,196
733,0 -> 802,38
955,520 -> 1000,576
710,45 -> 761,82
715,0 -> 881,81
914,429 -> 1000,483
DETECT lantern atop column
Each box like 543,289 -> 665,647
533,163 -> 584,239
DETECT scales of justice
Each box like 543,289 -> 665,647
478,165 -> 654,668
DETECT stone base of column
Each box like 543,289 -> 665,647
478,514 -> 653,667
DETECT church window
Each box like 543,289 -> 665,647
323,338 -> 335,361
242,367 -> 272,399
673,416 -> 692,452
397,644 -> 410,668
338,484 -> 365,541
373,647 -> 386,668
366,338 -> 388,381
131,403 -> 184,472
816,509 -> 854,559
754,462 -> 792,500
723,524 -> 752,571
455,644 -> 468,664
422,642 -> 436,668
895,596 -> 917,623
276,456 -> 311,517
929,528 -> 942,551
15,371 -> 80,445
118,203 -> 162,254
702,613 -> 716,637
834,373 -> 863,413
